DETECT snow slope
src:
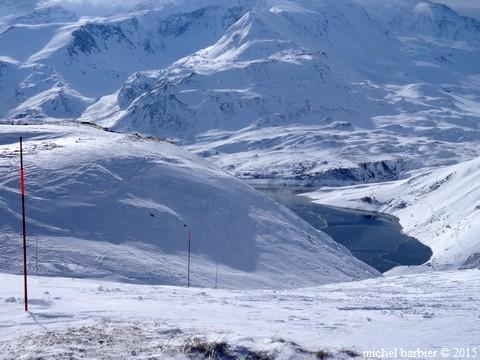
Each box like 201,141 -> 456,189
303,157 -> 480,270
0,123 -> 376,288
0,269 -> 478,358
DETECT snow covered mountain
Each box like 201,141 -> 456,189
303,157 -> 480,270
0,123 -> 376,288
0,0 -> 255,118
85,0 -> 480,183
1,2 -> 479,352
0,0 -> 479,273
1,0 -> 479,183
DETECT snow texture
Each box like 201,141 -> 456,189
0,269 -> 479,358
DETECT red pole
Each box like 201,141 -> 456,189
20,137 -> 28,312
187,230 -> 191,288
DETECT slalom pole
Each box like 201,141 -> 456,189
187,230 -> 191,288
20,137 -> 28,312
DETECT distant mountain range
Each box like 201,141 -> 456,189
1,0 -> 479,184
